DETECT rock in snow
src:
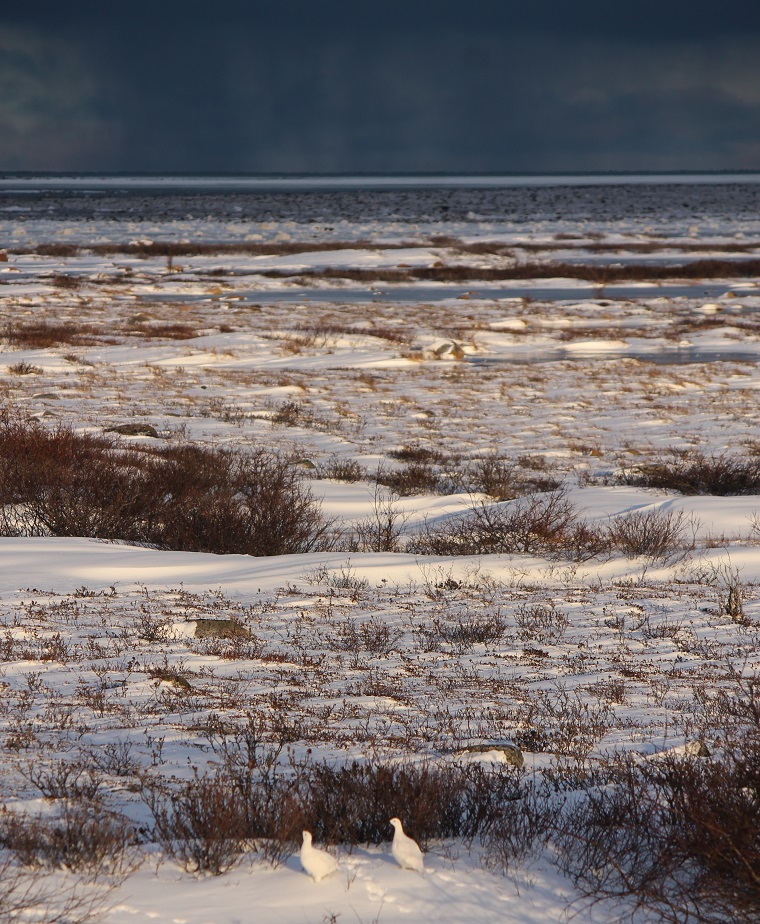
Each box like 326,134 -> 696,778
457,740 -> 524,767
390,817 -> 425,873
300,830 -> 339,881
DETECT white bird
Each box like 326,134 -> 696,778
299,830 -> 339,881
389,817 -> 425,873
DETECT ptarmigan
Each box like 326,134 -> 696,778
389,817 -> 425,873
300,830 -> 339,881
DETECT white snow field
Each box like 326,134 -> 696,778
0,179 -> 759,924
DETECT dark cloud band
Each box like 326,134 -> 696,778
1,3 -> 759,172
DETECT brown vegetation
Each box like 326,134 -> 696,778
619,450 -> 760,495
4,321 -> 104,349
0,411 -> 333,555
12,240 -> 423,258
253,258 -> 760,284
145,756 -> 524,872
557,742 -> 760,924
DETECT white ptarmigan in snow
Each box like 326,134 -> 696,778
300,830 -> 339,881
389,817 -> 425,873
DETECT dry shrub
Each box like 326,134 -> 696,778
481,785 -> 559,872
270,400 -> 303,426
7,362 -> 42,376
515,601 -> 569,644
147,731 -> 760,923
292,321 -> 409,346
535,692 -> 614,762
0,852 -> 113,924
145,758 -> 525,871
388,444 -> 446,464
416,611 -> 509,652
146,772 -> 247,874
336,615 -> 401,660
128,322 -> 198,340
409,489 -> 595,558
702,666 -> 760,730
22,761 -> 103,802
49,274 -> 82,289
4,321 -> 101,349
410,494 -> 688,563
368,325 -> 410,344
353,485 -> 408,552
0,802 -> 136,876
467,455 -> 560,501
467,455 -> 520,500
556,741 -> 760,924
293,762 -> 522,848
0,412 -> 332,556
449,240 -> 515,257
317,455 -> 365,482
0,419 -> 135,539
34,243 -> 81,257
195,632 -> 265,661
476,489 -> 579,554
84,741 -> 140,779
562,519 -> 613,561
620,450 -> 760,496
142,443 -> 333,556
606,508 -> 690,561
377,460 -> 441,496
82,239 -> 417,258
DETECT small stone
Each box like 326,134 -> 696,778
193,618 -> 250,640
684,740 -> 711,758
457,740 -> 524,767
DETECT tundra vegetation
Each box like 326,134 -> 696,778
0,221 -> 759,922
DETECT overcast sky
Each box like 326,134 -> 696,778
1,1 -> 759,174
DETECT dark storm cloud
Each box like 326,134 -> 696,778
1,2 -> 759,172
6,2 -> 760,40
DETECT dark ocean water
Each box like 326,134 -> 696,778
2,174 -> 760,226
3,173 -> 760,191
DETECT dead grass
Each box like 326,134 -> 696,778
49,274 -> 83,290
4,321 -> 104,349
293,321 -> 411,345
125,322 -> 198,340
11,240 -> 425,258
13,238 -> 760,260
7,362 -> 43,376
253,259 -> 760,284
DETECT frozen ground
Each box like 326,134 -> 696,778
0,180 -> 759,924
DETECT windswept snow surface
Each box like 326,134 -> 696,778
1,179 -> 760,924
105,848 -> 576,924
